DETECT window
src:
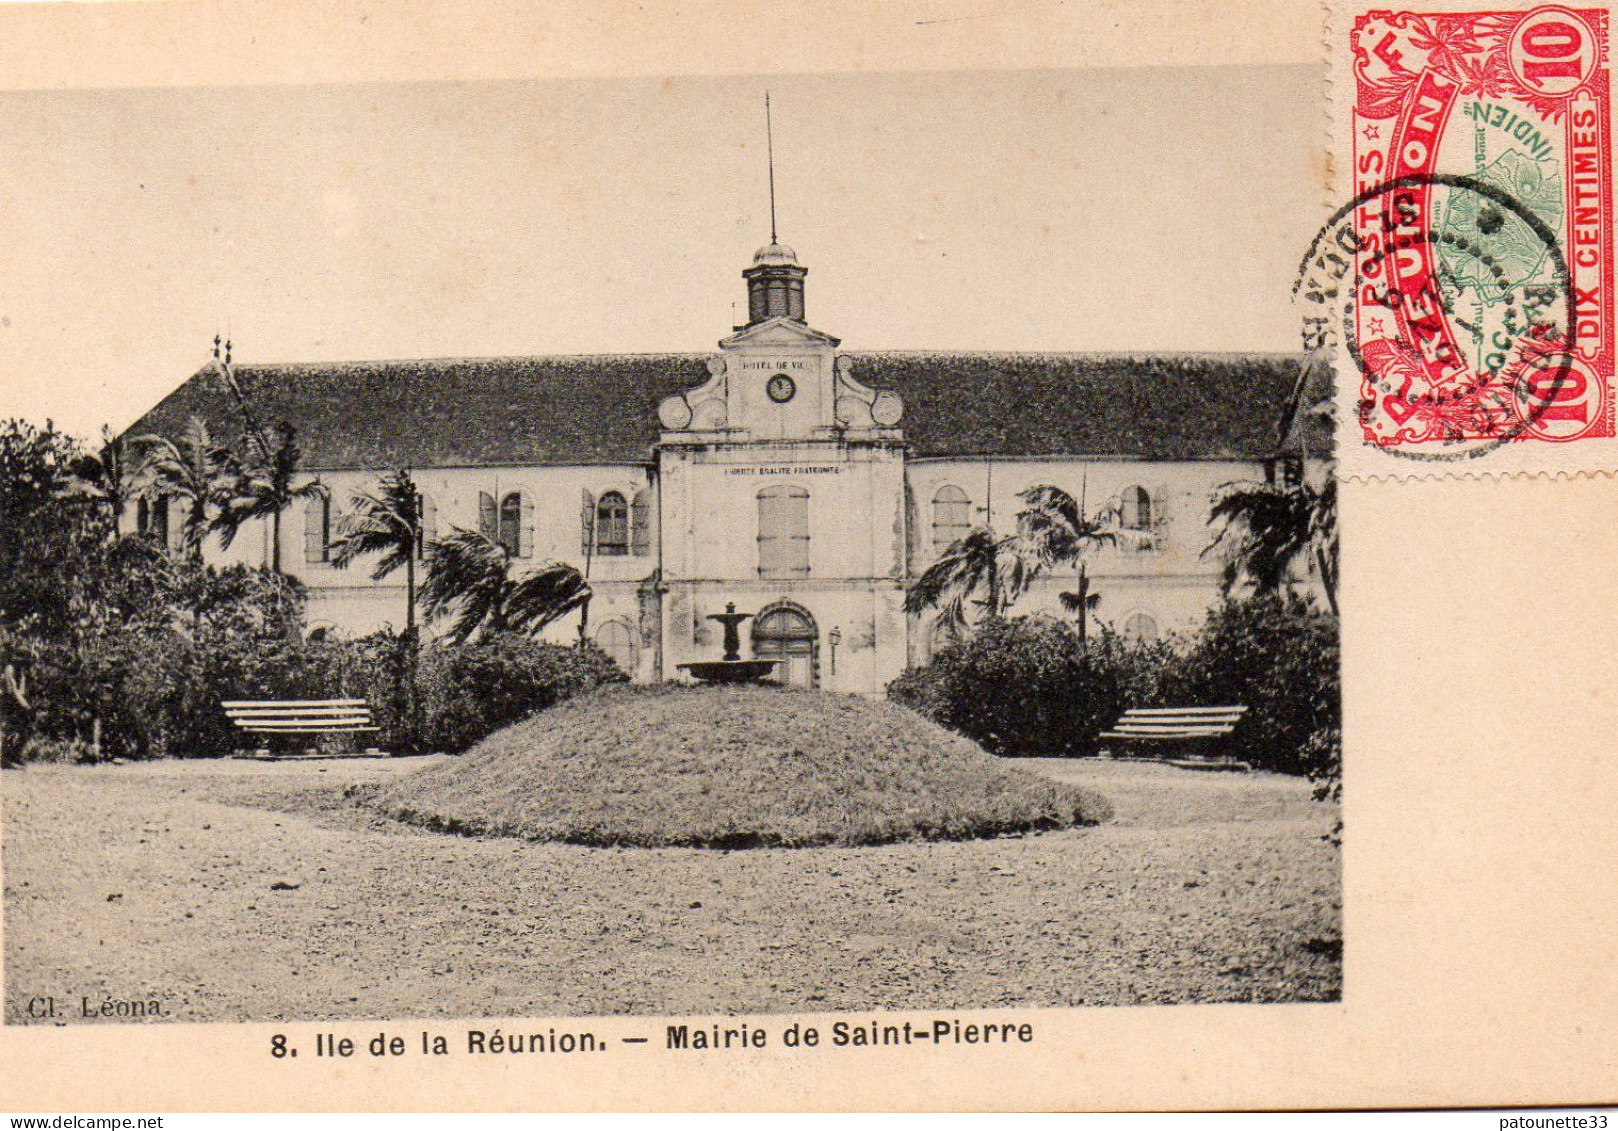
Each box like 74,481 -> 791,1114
931,485 -> 971,553
498,492 -> 522,557
1120,485 -> 1152,531
631,489 -> 651,557
1122,612 -> 1159,643
135,496 -> 151,536
304,494 -> 331,564
595,492 -> 629,557
483,491 -> 531,558
757,485 -> 810,578
595,620 -> 637,674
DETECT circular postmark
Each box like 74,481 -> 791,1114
1295,172 -> 1586,462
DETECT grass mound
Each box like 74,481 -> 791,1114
369,683 -> 1110,848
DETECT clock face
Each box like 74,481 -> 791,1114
766,373 -> 797,404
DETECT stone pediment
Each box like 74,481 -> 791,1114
659,316 -> 899,440
719,317 -> 841,350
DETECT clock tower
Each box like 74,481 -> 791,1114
657,243 -> 902,442
653,241 -> 909,695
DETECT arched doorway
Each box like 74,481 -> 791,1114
753,603 -> 817,688
594,619 -> 637,676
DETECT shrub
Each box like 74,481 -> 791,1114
86,626 -> 198,759
416,633 -> 626,754
1160,594 -> 1340,775
18,735 -> 99,764
888,617 -> 1169,757
299,630 -> 417,752
1301,726 -> 1342,804
150,568 -> 310,756
889,597 -> 1340,774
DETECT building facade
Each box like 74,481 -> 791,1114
125,242 -> 1315,695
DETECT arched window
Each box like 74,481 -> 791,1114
595,491 -> 629,556
931,485 -> 971,553
595,620 -> 637,674
757,485 -> 810,578
1122,611 -> 1159,643
498,492 -> 523,557
1120,485 -> 1152,531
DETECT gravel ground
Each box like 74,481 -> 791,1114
3,757 -> 1340,1023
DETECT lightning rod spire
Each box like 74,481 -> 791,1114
765,91 -> 777,243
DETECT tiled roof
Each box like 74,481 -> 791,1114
857,352 -> 1302,461
124,350 -> 1304,468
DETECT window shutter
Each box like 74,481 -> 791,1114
1148,484 -> 1167,549
631,489 -> 650,557
519,494 -> 535,558
304,495 -> 327,563
758,486 -> 810,578
757,491 -> 779,576
419,493 -> 436,553
167,497 -> 187,553
789,489 -> 810,575
478,491 -> 496,540
581,489 -> 595,557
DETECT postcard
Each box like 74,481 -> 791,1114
0,0 -> 1612,1113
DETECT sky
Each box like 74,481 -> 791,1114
0,65 -> 1326,438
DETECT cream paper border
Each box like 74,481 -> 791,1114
1,0 -> 1615,1112
1327,0 -> 1618,483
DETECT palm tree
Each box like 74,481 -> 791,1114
63,425 -> 133,529
212,421 -> 326,575
420,528 -> 592,645
328,470 -> 422,634
129,416 -> 230,559
1205,475 -> 1338,616
1014,481 -> 1118,645
1309,476 -> 1338,615
903,527 -> 1031,633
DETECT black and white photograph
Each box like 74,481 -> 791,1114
0,61 -> 1344,1027
8,2 -> 1614,1116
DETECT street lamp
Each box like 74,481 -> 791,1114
828,626 -> 842,676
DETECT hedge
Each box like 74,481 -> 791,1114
889,595 -> 1340,775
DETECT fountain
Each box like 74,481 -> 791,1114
677,603 -> 780,684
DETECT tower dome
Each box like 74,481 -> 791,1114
752,242 -> 800,267
743,242 -> 808,325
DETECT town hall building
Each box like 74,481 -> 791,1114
125,239 -> 1318,695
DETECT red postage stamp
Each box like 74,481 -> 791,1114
1320,4 -> 1615,473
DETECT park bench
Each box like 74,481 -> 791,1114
1097,706 -> 1250,771
221,699 -> 383,758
